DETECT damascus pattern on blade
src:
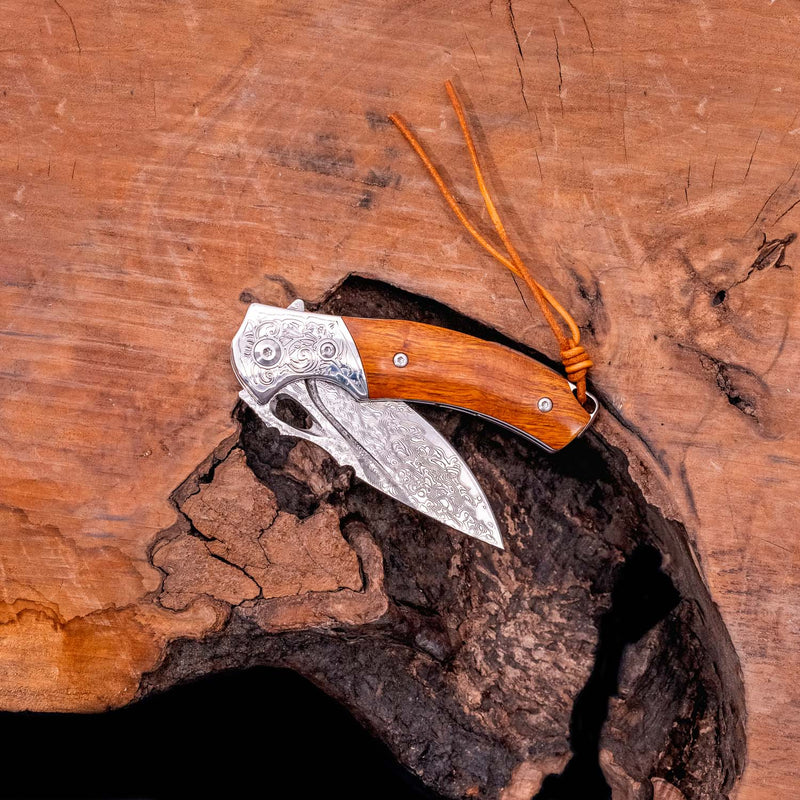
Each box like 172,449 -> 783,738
240,381 -> 503,548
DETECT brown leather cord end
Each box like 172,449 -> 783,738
389,83 -> 594,408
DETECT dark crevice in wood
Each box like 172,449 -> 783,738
676,342 -> 768,424
0,667 -> 440,799
724,231 -> 796,297
534,545 -> 680,799
238,403 -> 347,519
142,276 -> 746,800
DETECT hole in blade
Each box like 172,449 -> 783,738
273,394 -> 314,430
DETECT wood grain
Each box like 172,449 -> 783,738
344,315 -> 592,451
1,0 -> 799,796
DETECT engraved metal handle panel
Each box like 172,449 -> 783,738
231,303 -> 368,404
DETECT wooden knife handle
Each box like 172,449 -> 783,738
343,317 -> 593,452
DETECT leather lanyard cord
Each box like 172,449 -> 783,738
389,80 -> 593,405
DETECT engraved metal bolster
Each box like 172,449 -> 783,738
231,304 -> 369,404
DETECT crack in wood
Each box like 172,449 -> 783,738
53,0 -> 81,53
515,57 -> 530,113
553,28 -> 564,115
716,232 -> 796,302
565,0 -> 595,56
677,342 -> 768,423
506,0 -> 524,59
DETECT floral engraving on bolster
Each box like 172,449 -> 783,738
232,305 -> 368,402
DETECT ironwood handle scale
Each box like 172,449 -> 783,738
343,316 -> 596,452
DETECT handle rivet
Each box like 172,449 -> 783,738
393,352 -> 409,368
319,341 -> 337,359
538,397 -> 553,413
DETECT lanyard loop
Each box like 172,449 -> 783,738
389,81 -> 593,405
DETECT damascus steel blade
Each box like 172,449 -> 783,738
239,381 -> 504,548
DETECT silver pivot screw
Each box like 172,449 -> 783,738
538,397 -> 553,413
393,352 -> 409,368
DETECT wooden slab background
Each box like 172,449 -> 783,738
1,0 -> 799,796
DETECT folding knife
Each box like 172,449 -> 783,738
231,300 -> 598,549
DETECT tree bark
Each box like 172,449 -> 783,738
1,1 -> 798,797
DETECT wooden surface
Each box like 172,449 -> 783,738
1,0 -> 799,797
146,276 -> 745,800
345,315 -> 592,450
